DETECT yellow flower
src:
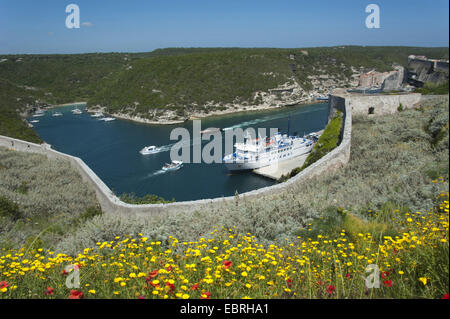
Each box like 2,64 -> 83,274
398,271 -> 404,275
245,283 -> 252,289
120,282 -> 126,287
88,290 -> 96,294
182,294 -> 190,299
241,271 -> 248,277
129,273 -> 136,278
419,277 -> 427,285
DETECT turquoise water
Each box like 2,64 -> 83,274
31,103 -> 328,201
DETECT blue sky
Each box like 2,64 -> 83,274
0,0 -> 448,54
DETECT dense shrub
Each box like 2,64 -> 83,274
119,193 -> 174,204
0,148 -> 99,248
285,110 -> 343,180
414,81 -> 449,95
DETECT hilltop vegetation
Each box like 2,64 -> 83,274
0,46 -> 448,140
0,80 -> 42,143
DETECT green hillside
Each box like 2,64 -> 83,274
0,46 -> 448,140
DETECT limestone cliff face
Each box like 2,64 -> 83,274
407,58 -> 449,86
381,66 -> 405,91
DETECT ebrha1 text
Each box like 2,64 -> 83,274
180,303 -> 269,317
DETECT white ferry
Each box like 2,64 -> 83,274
223,132 -> 318,171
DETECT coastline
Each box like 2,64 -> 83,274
45,101 -> 87,109
104,99 -> 324,126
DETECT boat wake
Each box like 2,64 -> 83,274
144,169 -> 167,178
221,107 -> 322,131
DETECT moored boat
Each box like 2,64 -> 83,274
100,117 -> 115,122
223,132 -> 316,171
91,112 -> 104,118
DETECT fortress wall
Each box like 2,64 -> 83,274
346,93 -> 421,116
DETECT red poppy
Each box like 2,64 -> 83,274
286,278 -> 293,287
68,290 -> 84,299
148,270 -> 158,278
138,295 -> 146,299
346,273 -> 353,279
442,293 -> 449,299
326,285 -> 335,295
61,270 -> 68,276
383,280 -> 392,287
0,281 -> 9,289
167,266 -> 173,272
74,264 -> 82,270
165,282 -> 175,293
191,283 -> 200,290
223,260 -> 233,269
317,280 -> 323,286
201,291 -> 211,299
44,287 -> 54,296
381,271 -> 390,279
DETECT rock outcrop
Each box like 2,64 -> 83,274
381,66 -> 405,91
407,56 -> 449,86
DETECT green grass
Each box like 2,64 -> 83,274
119,193 -> 175,204
280,110 -> 343,181
414,81 -> 449,95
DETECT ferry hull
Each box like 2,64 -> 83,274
224,144 -> 313,171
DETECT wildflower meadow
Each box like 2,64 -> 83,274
0,189 -> 448,299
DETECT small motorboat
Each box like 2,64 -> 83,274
29,120 -> 40,123
140,145 -> 160,155
162,160 -> 183,171
52,112 -> 63,117
100,117 -> 115,122
32,112 -> 45,117
91,112 -> 103,118
72,108 -> 82,115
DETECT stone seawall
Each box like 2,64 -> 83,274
0,99 -> 352,217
